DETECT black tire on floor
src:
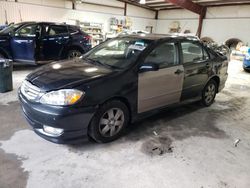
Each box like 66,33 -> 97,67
88,100 -> 129,143
201,79 -> 218,107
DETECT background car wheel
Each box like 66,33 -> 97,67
88,100 -> 129,143
67,49 -> 82,59
201,79 -> 218,107
0,53 -> 6,58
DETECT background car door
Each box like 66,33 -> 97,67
180,41 -> 211,100
138,42 -> 184,113
40,24 -> 69,60
10,23 -> 40,63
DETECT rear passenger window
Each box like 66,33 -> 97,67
48,25 -> 68,36
144,42 -> 178,69
68,27 -> 79,34
181,42 -> 208,63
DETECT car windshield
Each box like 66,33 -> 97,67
84,37 -> 152,69
0,23 -> 23,34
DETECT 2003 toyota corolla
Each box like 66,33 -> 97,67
18,34 -> 228,143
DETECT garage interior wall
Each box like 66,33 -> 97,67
1,0 -> 250,45
0,0 -> 157,33
156,5 -> 250,45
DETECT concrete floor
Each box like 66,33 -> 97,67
0,61 -> 250,188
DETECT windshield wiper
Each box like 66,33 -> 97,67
87,58 -> 120,70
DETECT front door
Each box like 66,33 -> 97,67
11,24 -> 40,63
40,24 -> 69,61
138,42 -> 184,113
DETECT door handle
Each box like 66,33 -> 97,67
175,69 -> 184,75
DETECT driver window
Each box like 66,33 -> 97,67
144,42 -> 178,69
15,24 -> 39,37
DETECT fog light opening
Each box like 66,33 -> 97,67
43,125 -> 64,136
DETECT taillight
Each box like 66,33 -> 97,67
84,35 -> 92,42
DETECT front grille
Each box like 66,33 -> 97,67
20,80 -> 42,101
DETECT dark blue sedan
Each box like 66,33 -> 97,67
0,22 -> 92,64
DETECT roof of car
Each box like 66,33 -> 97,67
118,33 -> 200,41
16,21 -> 75,27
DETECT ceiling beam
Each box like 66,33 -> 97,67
117,0 -> 155,11
165,0 -> 205,15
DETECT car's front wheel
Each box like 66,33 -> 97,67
89,100 -> 129,143
201,79 -> 218,106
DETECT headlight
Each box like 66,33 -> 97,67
246,54 -> 250,60
40,89 -> 84,106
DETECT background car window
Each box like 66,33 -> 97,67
181,42 -> 207,63
68,26 -> 79,34
144,42 -> 178,69
48,25 -> 68,36
15,24 -> 39,37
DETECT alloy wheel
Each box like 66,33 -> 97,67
204,83 -> 216,104
68,50 -> 82,59
99,108 -> 125,137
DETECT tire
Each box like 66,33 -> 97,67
244,68 -> 250,73
0,52 -> 5,58
201,79 -> 218,107
67,49 -> 82,59
88,100 -> 129,143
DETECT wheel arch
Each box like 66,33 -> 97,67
61,45 -> 85,59
0,48 -> 11,59
207,76 -> 220,93
101,96 -> 132,123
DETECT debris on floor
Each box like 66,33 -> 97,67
234,139 -> 241,147
141,136 -> 173,156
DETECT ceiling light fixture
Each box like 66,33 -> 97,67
139,0 -> 146,4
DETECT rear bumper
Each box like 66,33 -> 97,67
19,90 -> 97,144
243,59 -> 250,70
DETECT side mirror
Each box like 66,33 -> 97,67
139,63 -> 159,73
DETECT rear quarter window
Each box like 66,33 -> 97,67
48,25 -> 68,36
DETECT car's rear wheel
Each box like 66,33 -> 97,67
201,80 -> 218,106
0,53 -> 5,58
67,49 -> 82,59
88,100 -> 129,143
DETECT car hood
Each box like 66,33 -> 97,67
26,58 -> 115,91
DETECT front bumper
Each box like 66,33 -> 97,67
243,58 -> 250,70
18,91 -> 97,144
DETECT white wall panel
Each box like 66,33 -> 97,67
76,3 -> 123,15
157,5 -> 250,44
127,4 -> 155,19
83,0 -> 124,8
159,9 -> 198,19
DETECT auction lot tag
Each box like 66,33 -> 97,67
128,45 -> 146,51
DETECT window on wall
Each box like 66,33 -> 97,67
181,42 -> 209,63
144,42 -> 178,69
48,25 -> 68,36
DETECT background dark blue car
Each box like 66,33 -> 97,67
0,22 -> 92,64
243,48 -> 250,72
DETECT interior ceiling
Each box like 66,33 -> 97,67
119,0 -> 250,10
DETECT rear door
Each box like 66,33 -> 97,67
180,41 -> 210,100
11,23 -> 41,63
40,24 -> 69,60
138,41 -> 184,113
